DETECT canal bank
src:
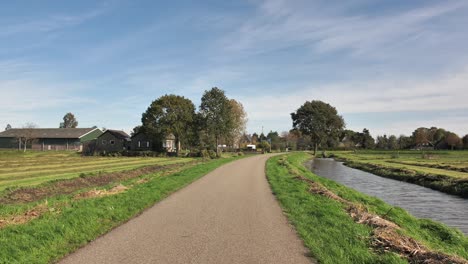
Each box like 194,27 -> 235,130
306,158 -> 468,235
266,152 -> 468,264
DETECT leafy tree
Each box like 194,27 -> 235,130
291,100 -> 344,155
376,135 -> 388,149
142,94 -> 195,154
352,128 -> 375,149
5,124 -> 11,131
398,135 -> 413,149
445,132 -> 461,150
387,135 -> 398,150
199,87 -> 234,156
463,134 -> 468,150
251,133 -> 259,144
131,126 -> 142,137
267,131 -> 282,151
60,112 -> 78,128
226,99 -> 248,148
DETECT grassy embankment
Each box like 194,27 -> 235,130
0,150 -> 242,263
266,152 -> 467,264
329,150 -> 468,198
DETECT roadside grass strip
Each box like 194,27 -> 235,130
0,156 -> 240,264
266,153 -> 468,264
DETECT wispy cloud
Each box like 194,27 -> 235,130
239,65 -> 468,133
221,0 -> 468,58
0,5 -> 106,38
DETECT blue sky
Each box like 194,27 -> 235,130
1,0 -> 468,137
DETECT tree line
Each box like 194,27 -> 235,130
289,100 -> 468,153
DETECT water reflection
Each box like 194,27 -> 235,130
306,158 -> 468,235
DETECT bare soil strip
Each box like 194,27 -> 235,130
0,161 -> 197,204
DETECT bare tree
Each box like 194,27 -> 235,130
20,122 -> 38,152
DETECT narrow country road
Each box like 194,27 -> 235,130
60,155 -> 313,264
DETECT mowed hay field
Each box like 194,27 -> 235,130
0,150 -> 194,191
331,150 -> 468,197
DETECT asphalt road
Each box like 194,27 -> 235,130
59,154 -> 313,264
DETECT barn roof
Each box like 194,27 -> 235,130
101,130 -> 130,140
0,128 -> 100,139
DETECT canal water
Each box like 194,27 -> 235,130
306,158 -> 468,235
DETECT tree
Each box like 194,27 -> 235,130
413,127 -> 430,147
387,135 -> 398,150
376,135 -> 388,149
131,126 -> 142,137
398,135 -> 413,149
226,99 -> 248,148
60,112 -> 78,128
291,100 -> 344,155
445,132 -> 461,150
199,87 -> 234,157
251,133 -> 259,145
267,131 -> 281,151
463,135 -> 468,150
5,124 -> 11,131
142,94 -> 195,155
19,122 -> 37,152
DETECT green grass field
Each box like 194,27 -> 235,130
0,150 -> 194,191
0,150 -> 241,263
330,150 -> 468,197
266,153 -> 468,264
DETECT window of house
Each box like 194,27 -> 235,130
138,141 -> 141,147
110,140 -> 115,145
102,140 -> 107,145
146,141 -> 150,147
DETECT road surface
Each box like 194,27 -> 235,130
60,154 -> 313,264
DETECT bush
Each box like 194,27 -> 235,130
237,152 -> 244,156
208,150 -> 217,159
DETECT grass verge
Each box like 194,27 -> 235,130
0,156 -> 239,264
266,152 -> 468,264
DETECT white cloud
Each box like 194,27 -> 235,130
240,65 -> 468,133
220,0 -> 468,59
0,7 -> 105,38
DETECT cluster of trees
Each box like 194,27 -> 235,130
340,127 -> 468,150
289,100 -> 468,152
136,87 -> 247,156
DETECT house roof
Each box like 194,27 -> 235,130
0,128 -> 100,139
131,132 -> 175,140
101,130 -> 130,140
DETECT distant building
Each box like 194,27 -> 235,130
0,128 -> 102,151
96,130 -> 131,152
162,134 -> 176,152
130,132 -> 153,151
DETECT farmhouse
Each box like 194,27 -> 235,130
130,132 -> 176,152
96,130 -> 131,152
0,128 -> 103,151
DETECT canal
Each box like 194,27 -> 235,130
306,158 -> 468,235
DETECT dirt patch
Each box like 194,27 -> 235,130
287,162 -> 467,263
0,202 -> 50,229
0,161 -> 197,204
135,178 -> 150,184
74,184 -> 129,200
